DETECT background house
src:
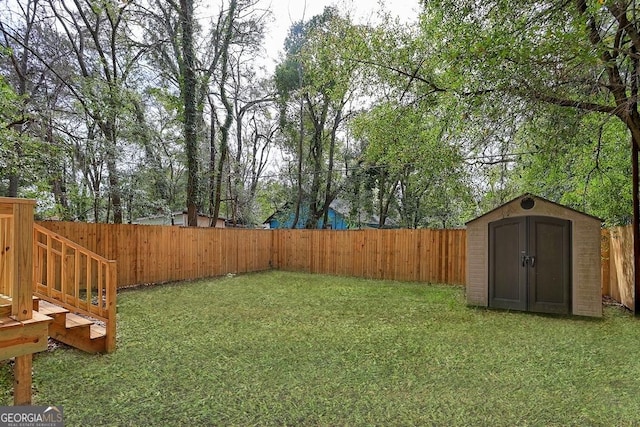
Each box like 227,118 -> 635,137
264,200 -> 397,229
264,204 -> 349,229
133,211 -> 226,228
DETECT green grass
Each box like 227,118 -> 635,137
2,271 -> 640,426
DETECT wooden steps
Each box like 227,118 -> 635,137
37,300 -> 107,353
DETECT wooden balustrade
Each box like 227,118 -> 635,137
33,224 -> 117,352
1,215 -> 12,298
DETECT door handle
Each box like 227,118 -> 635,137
521,252 -> 535,267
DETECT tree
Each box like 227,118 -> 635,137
54,0 -> 140,223
513,106 -> 631,226
0,0 -> 38,197
227,73 -> 277,225
418,1 -> 637,212
352,100 -> 472,228
0,0 -> 67,202
334,11 -> 474,228
176,0 -> 199,226
419,0 -> 639,309
275,7 -> 363,229
142,0 -> 269,227
0,74 -> 23,194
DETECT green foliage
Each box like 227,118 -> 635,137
339,13 -> 478,228
2,272 -> 638,425
514,108 -> 632,225
275,7 -> 363,112
351,99 -> 473,227
414,1 -> 637,222
0,75 -> 57,196
255,179 -> 289,221
2,0 -> 634,226
0,76 -> 22,185
274,8 -> 366,228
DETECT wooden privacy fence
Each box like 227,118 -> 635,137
37,222 -> 273,287
37,222 -> 466,287
601,225 -> 634,310
271,229 -> 466,284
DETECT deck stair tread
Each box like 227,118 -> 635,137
37,301 -> 69,316
65,313 -> 94,329
90,324 -> 106,340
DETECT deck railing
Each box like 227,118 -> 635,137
0,213 -> 14,318
33,224 -> 117,352
1,214 -> 13,297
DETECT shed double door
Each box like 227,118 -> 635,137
489,216 -> 571,314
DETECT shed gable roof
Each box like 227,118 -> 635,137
465,193 -> 602,225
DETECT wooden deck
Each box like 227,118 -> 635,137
0,311 -> 52,360
1,197 -> 117,404
1,296 -> 109,355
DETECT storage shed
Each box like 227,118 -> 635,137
466,194 -> 602,317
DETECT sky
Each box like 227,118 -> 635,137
262,0 -> 421,70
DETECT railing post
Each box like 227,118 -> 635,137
105,260 -> 117,353
9,199 -> 34,321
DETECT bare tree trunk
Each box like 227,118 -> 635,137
291,65 -> 305,229
212,0 -> 237,227
212,140 -> 228,226
179,0 -> 199,226
208,98 -> 218,226
321,109 -> 342,228
304,94 -> 329,229
134,100 -> 168,201
105,122 -> 123,224
632,136 -> 640,316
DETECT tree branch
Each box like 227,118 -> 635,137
529,91 -> 618,115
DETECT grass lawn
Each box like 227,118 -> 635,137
1,271 -> 639,426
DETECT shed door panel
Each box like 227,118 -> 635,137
528,217 -> 571,314
489,218 -> 527,311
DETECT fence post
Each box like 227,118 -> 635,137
105,260 -> 117,353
